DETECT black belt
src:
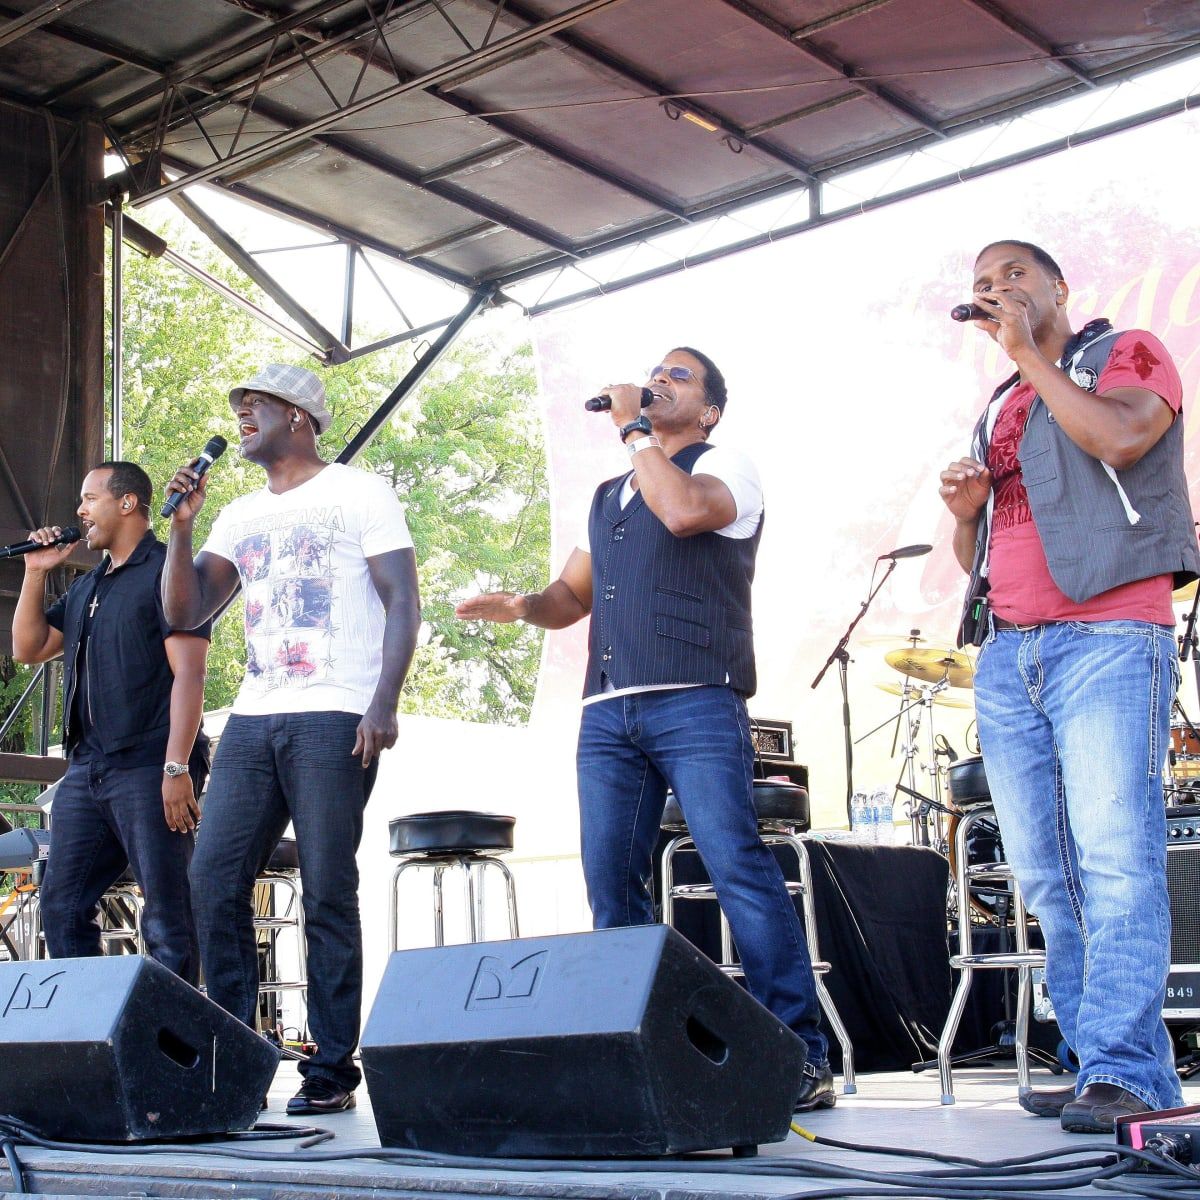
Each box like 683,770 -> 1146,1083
992,616 -> 1049,631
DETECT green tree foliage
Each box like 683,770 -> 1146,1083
1,208 -> 550,835
114,212 -> 549,725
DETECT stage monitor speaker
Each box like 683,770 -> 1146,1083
361,924 -> 805,1157
0,955 -> 279,1141
1166,815 -> 1200,1020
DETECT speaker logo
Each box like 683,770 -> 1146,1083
465,950 -> 547,1010
2,970 -> 66,1018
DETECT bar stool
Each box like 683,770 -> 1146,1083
388,810 -> 519,949
659,780 -> 856,1094
254,836 -> 306,1016
936,801 -> 1047,1104
99,869 -> 145,956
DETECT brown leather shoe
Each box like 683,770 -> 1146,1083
286,1076 -> 357,1115
1018,1085 -> 1076,1118
1060,1084 -> 1148,1134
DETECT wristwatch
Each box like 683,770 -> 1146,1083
619,415 -> 653,443
163,761 -> 189,778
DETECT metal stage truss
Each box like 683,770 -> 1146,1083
0,0 -> 1197,347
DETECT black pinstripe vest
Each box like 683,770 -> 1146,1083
583,442 -> 763,699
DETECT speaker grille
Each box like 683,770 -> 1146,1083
1168,843 -> 1200,966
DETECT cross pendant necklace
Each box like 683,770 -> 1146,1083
88,595 -> 99,618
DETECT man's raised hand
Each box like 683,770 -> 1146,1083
455,592 -> 529,624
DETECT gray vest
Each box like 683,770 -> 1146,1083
959,323 -> 1199,644
583,442 -> 762,698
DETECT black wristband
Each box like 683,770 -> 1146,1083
619,415 -> 653,443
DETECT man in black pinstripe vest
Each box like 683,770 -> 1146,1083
458,347 -> 832,1111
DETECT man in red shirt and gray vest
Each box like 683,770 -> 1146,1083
940,240 -> 1197,1133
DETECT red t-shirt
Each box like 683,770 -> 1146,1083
986,330 -> 1183,625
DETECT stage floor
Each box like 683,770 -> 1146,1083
9,1060 -> 1199,1199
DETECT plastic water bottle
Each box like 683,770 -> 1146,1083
872,788 -> 895,844
849,791 -> 868,840
862,791 -> 878,843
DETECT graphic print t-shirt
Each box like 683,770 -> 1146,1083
202,464 -> 413,716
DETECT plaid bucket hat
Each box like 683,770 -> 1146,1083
228,364 -> 333,435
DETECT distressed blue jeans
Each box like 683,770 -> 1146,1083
190,712 -> 377,1091
577,685 -> 827,1066
974,619 -> 1182,1109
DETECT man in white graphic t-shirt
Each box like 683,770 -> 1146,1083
163,364 -> 420,1116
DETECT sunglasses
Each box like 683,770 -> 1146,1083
647,364 -> 697,383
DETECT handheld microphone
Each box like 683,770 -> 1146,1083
161,435 -> 228,518
0,526 -> 81,560
878,543 -> 933,560
585,387 -> 654,412
950,303 -> 993,322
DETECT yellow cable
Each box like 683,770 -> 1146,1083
790,1122 -> 817,1141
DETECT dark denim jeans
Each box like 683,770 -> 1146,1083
576,685 -> 827,1065
975,619 -> 1183,1110
190,712 -> 377,1091
41,758 -> 198,984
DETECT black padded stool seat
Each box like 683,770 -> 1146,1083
389,811 -> 515,857
266,837 -> 299,871
946,755 -> 990,810
661,780 -> 810,832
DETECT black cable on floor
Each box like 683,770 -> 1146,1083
807,1129 -> 1117,1171
3,1113 -> 1198,1200
1,1137 -> 26,1194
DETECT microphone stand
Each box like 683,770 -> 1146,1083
812,557 -> 898,824
1179,580 -> 1200,698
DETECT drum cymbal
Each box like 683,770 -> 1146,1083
876,681 -> 973,709
884,646 -> 975,688
1174,579 -> 1198,603
860,630 -> 928,647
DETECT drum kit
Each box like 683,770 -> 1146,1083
859,631 -> 1015,922
857,629 -> 977,847
1166,578 -> 1200,802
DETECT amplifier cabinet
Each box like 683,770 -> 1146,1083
1165,810 -> 1200,1020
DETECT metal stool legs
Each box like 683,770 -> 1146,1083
254,869 -> 307,1001
661,829 -> 856,1094
389,854 -> 519,950
936,805 -> 1047,1104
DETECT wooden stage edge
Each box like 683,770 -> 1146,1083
6,1062 -> 1199,1200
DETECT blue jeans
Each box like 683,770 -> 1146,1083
41,759 -> 198,984
190,712 -> 377,1091
974,619 -> 1182,1109
577,685 -> 827,1065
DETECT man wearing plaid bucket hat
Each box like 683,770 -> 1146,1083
163,363 -> 420,1115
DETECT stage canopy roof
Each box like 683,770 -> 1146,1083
2,0 -> 1200,332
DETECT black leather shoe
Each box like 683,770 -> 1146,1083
1018,1085 -> 1076,1118
794,1061 -> 837,1112
1060,1084 -> 1148,1134
286,1076 -> 357,1116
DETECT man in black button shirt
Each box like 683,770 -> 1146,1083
13,462 -> 210,983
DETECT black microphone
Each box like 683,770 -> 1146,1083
0,526 -> 81,560
161,435 -> 228,518
585,387 -> 654,412
878,543 -> 933,560
950,302 -> 994,322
